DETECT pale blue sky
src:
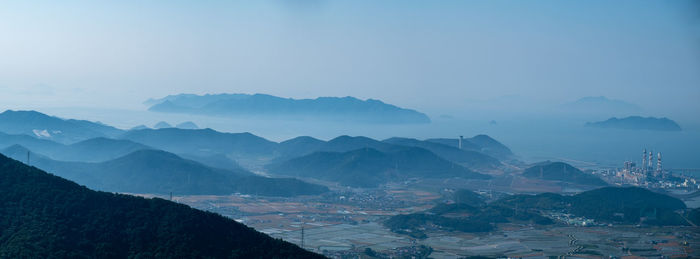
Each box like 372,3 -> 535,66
0,0 -> 698,118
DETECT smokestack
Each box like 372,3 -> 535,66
656,152 -> 662,177
459,136 -> 464,149
642,149 -> 647,174
649,150 -> 653,172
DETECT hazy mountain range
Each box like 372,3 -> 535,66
145,93 -> 431,124
1,145 -> 328,197
0,109 -> 514,190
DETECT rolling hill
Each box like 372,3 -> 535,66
0,153 -> 323,258
522,162 -> 607,186
387,187 -> 689,238
383,137 -> 501,169
266,147 -> 490,187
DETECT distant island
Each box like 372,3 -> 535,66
585,116 -> 681,131
145,93 -> 431,124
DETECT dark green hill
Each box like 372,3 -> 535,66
267,147 -> 490,188
0,110 -> 124,144
522,162 -> 607,186
689,208 -> 700,226
120,128 -> 277,157
452,189 -> 487,207
570,187 -> 687,224
493,187 -> 687,225
0,153 -> 323,258
1,147 -> 327,197
383,137 -> 501,169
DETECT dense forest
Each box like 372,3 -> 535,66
0,154 -> 324,258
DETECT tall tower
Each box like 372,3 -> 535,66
648,151 -> 654,173
642,149 -> 647,174
656,152 -> 662,177
459,136 -> 464,149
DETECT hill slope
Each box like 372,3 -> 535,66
267,147 -> 490,187
0,153 -> 322,258
522,162 -> 607,186
147,93 -> 431,124
0,110 -> 123,143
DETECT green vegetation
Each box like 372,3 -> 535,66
688,208 -> 700,225
386,187 -> 689,238
453,189 -> 487,207
0,154 -> 323,258
522,162 -> 607,186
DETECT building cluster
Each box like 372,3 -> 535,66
601,148 -> 700,190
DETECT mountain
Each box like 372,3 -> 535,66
146,93 -> 431,124
53,137 -> 153,162
0,131 -> 65,155
130,125 -> 150,130
179,153 -> 245,172
383,137 -> 501,169
0,110 -> 124,144
426,135 -> 515,160
267,147 -> 490,188
0,153 -> 322,258
522,161 -> 607,186
276,136 -> 326,158
561,96 -> 642,116
1,134 -> 153,163
585,116 -> 682,131
1,147 -> 328,197
120,128 -> 278,157
153,121 -> 173,129
175,121 -> 199,129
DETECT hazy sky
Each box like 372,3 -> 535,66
1,0 -> 698,116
